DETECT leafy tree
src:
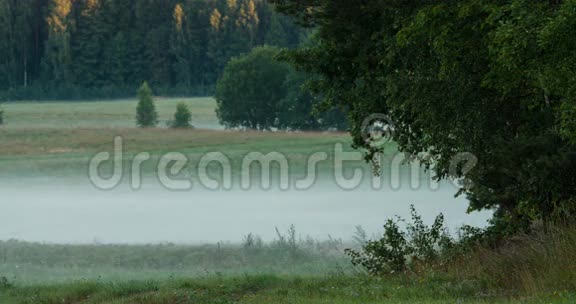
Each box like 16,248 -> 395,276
136,82 -> 158,128
277,69 -> 319,131
278,69 -> 347,131
171,102 -> 193,129
216,45 -> 346,131
273,0 -> 576,229
216,46 -> 289,130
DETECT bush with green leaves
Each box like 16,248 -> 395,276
0,106 -> 4,126
0,276 -> 11,289
171,102 -> 193,129
135,82 -> 158,128
345,206 -> 452,275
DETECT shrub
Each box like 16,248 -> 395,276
0,276 -> 12,289
345,205 -> 452,275
0,106 -> 4,125
136,82 -> 158,128
171,102 -> 193,129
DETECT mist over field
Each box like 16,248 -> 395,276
0,179 -> 491,245
1,0 -> 575,302
0,98 -> 490,245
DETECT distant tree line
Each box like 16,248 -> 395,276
0,0 -> 306,100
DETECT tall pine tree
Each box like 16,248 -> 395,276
43,0 -> 73,85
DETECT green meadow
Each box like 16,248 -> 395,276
0,98 -> 372,181
2,0 -> 575,302
1,98 -> 218,129
4,274 -> 573,304
0,98 -> 573,303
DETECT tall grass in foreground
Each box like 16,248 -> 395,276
2,223 -> 576,301
440,224 -> 576,296
344,206 -> 576,298
0,227 -> 354,285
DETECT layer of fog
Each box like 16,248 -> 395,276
0,178 -> 492,244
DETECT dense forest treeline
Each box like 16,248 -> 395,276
0,0 -> 305,100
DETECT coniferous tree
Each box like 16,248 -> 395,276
206,7 -> 227,85
264,13 -> 288,47
185,0 -> 211,92
136,82 -> 158,128
0,0 -> 307,99
171,102 -> 193,129
43,0 -> 73,84
105,32 -> 129,86
0,0 -> 34,90
72,0 -> 107,87
170,3 -> 191,89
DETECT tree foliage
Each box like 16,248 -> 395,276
273,0 -> 576,229
215,45 -> 346,131
0,0 -> 307,100
216,46 -> 289,130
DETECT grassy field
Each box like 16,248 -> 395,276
0,98 -> 375,181
0,235 -> 353,285
0,128 -> 350,156
1,98 -> 219,129
1,98 -> 573,303
1,227 -> 575,303
0,128 -> 367,181
3,274 -> 573,304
